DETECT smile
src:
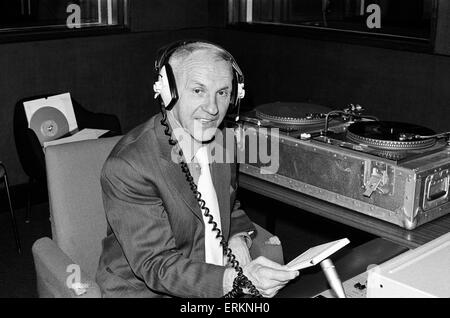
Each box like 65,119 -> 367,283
198,118 -> 217,123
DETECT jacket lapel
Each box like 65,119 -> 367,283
155,114 -> 203,222
154,113 -> 232,238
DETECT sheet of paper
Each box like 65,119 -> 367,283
43,128 -> 109,148
286,238 -> 350,271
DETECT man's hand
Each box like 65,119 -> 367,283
242,256 -> 299,297
223,256 -> 299,298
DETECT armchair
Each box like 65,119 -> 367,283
13,94 -> 122,222
32,136 -> 284,298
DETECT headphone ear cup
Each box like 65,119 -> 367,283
230,73 -> 244,110
237,82 -> 245,100
159,66 -> 173,107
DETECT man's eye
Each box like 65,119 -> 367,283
193,88 -> 203,94
218,90 -> 229,97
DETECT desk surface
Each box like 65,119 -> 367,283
239,173 -> 450,249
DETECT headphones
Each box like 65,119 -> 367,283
153,40 -> 245,115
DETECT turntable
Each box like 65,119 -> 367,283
314,120 -> 448,162
255,102 -> 330,127
238,101 -> 345,134
233,102 -> 450,230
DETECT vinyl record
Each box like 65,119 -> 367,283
29,106 -> 70,145
346,121 -> 436,150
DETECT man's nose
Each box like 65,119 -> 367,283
202,94 -> 219,116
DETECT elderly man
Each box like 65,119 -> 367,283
95,40 -> 298,298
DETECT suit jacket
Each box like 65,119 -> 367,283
95,113 -> 255,298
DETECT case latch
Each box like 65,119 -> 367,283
363,167 -> 388,197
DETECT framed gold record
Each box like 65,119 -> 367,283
29,106 -> 70,146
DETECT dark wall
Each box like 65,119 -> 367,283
1,0 -> 210,185
130,0 -> 210,31
210,28 -> 450,135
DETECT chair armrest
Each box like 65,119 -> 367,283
32,237 -> 101,298
250,223 -> 284,265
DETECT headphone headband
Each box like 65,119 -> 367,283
153,40 -> 245,112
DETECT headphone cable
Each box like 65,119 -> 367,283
160,105 -> 261,298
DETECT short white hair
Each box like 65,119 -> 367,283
169,41 -> 233,75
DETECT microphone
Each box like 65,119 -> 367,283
320,259 -> 346,298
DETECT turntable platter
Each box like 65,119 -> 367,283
255,102 -> 331,126
347,121 -> 437,150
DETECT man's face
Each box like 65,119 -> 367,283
171,50 -> 233,142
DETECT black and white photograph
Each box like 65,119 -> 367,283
0,0 -> 449,306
